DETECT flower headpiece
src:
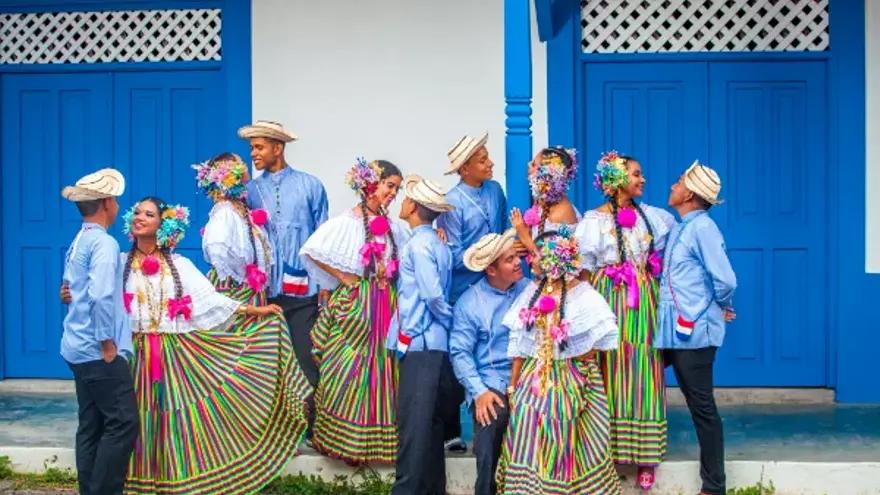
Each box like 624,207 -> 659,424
193,154 -> 248,201
536,226 -> 581,282
345,157 -> 382,196
529,147 -> 578,205
123,202 -> 191,250
593,150 -> 629,194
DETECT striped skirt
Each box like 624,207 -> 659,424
592,268 -> 667,466
496,357 -> 621,495
309,279 -> 398,464
124,275 -> 311,495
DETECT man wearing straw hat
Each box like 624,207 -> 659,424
387,175 -> 458,495
656,161 -> 737,495
437,131 -> 509,452
450,229 -> 528,495
60,168 -> 138,495
239,120 -> 328,432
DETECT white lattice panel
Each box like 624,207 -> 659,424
0,8 -> 221,64
581,0 -> 829,53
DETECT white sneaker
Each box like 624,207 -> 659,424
444,437 -> 467,453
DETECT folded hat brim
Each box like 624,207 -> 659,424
463,229 -> 517,272
237,126 -> 297,143
446,132 -> 489,175
62,186 -> 115,202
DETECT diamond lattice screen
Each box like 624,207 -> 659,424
581,0 -> 829,53
0,8 -> 222,64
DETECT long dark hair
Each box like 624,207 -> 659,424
122,196 -> 184,300
607,155 -> 655,265
358,160 -> 402,279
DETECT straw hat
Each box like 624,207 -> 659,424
445,131 -> 488,175
61,168 -> 125,202
237,120 -> 298,143
683,160 -> 723,205
403,175 -> 454,213
463,229 -> 517,272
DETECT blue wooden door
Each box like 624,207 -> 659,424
2,70 -> 225,377
1,73 -> 112,378
578,62 -> 708,208
708,61 -> 827,386
114,71 -> 224,271
582,60 -> 828,386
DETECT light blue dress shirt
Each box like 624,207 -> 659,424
437,180 -> 508,302
655,210 -> 737,349
247,166 -> 329,298
386,225 -> 453,352
61,223 -> 132,364
449,277 -> 529,404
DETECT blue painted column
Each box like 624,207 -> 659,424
504,0 -> 533,210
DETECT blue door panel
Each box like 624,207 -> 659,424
2,73 -> 112,378
581,60 -> 828,386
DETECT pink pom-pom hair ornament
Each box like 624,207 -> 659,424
617,207 -> 637,229
250,208 -> 268,227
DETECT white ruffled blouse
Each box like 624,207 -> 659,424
574,204 -> 676,272
122,253 -> 240,334
201,201 -> 272,283
299,209 -> 411,290
504,280 -> 618,360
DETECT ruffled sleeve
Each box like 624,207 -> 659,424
558,283 -> 619,358
300,212 -> 366,290
574,211 -> 609,272
642,204 -> 677,251
174,255 -> 240,331
202,202 -> 249,282
503,282 -> 538,359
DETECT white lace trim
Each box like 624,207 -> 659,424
299,209 -> 410,290
574,204 -> 676,272
504,281 -> 618,359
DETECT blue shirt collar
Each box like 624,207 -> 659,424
263,165 -> 293,182
681,209 -> 708,222
458,181 -> 484,195
478,276 -> 519,296
81,222 -> 106,232
412,224 -> 434,235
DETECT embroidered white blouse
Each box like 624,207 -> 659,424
504,280 -> 618,360
574,204 -> 676,272
299,209 -> 411,290
201,201 -> 272,283
122,253 -> 241,334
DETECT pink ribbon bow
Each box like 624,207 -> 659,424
123,292 -> 134,314
245,263 -> 267,292
167,295 -> 192,321
550,320 -> 569,344
359,241 -> 386,267
648,251 -> 663,278
147,333 -> 163,383
606,261 -> 639,309
385,258 -> 399,279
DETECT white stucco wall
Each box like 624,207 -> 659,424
252,0 -> 547,216
867,0 -> 880,273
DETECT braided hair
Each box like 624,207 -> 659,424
359,160 -> 402,279
607,156 -> 656,265
122,196 -> 184,299
206,152 -> 259,264
533,147 -> 575,237
524,230 -> 570,349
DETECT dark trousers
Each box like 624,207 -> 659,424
68,357 -> 139,495
270,294 -> 320,432
442,380 -> 465,441
471,389 -> 509,495
392,350 -> 459,495
667,347 -> 726,495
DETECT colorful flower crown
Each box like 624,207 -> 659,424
123,203 -> 191,250
593,150 -> 629,194
529,147 -> 578,205
536,226 -> 581,282
192,154 -> 248,201
345,157 -> 382,196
